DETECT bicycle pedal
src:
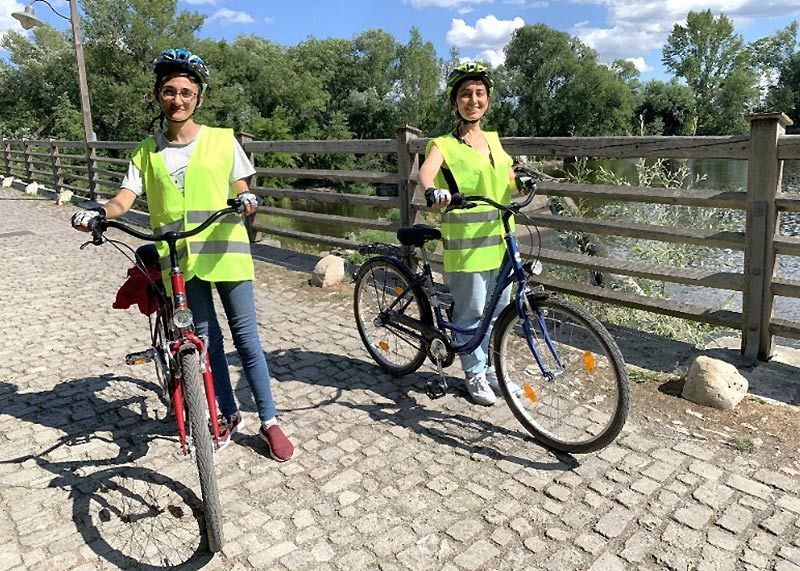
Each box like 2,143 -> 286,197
125,348 -> 156,366
425,378 -> 448,399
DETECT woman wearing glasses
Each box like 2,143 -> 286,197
71,49 -> 294,461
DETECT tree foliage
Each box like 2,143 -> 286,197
662,10 -> 758,134
0,3 -> 796,144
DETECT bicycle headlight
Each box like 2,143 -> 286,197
173,308 -> 194,328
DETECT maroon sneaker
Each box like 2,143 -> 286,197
259,424 -> 294,461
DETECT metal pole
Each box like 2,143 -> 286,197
68,0 -> 94,143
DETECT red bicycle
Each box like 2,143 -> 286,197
83,198 -> 246,552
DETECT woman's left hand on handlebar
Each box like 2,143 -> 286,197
71,209 -> 103,232
237,192 -> 260,215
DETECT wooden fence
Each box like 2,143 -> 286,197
3,114 -> 800,362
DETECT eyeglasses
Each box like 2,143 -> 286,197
159,88 -> 198,101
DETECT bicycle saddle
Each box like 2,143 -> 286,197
397,224 -> 441,247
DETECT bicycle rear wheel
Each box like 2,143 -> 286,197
179,352 -> 224,552
493,296 -> 629,454
353,257 -> 431,375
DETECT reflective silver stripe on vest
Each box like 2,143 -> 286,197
154,219 -> 185,235
443,210 -> 501,224
160,247 -> 187,270
186,212 -> 243,225
443,234 -> 503,250
189,241 -> 251,255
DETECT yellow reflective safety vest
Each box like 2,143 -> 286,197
131,127 -> 254,284
426,131 -> 513,273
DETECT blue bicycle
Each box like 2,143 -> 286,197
353,183 -> 630,453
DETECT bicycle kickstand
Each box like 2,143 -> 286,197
425,357 -> 449,400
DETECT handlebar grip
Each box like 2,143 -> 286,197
227,197 -> 243,208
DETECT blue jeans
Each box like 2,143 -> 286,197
447,268 -> 512,377
185,278 -> 276,422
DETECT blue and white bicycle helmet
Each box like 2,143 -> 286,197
152,48 -> 210,92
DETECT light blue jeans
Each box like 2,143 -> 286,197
185,278 -> 276,422
447,268 -> 512,377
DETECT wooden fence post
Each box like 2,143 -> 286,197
742,112 -> 792,361
2,138 -> 10,176
395,124 -> 422,228
23,139 -> 33,181
236,131 -> 261,243
50,139 -> 65,197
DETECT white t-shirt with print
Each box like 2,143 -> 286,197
121,126 -> 256,196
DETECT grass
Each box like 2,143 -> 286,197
731,436 -> 755,453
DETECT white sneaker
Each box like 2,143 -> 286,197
486,367 -> 522,398
464,371 -> 496,406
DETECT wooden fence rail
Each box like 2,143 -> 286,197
3,114 -> 799,362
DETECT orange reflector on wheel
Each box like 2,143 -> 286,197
378,341 -> 389,351
583,351 -> 596,373
395,286 -> 404,295
523,384 -> 538,403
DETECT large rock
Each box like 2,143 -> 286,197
310,254 -> 345,287
24,181 -> 39,195
1,176 -> 14,188
682,356 -> 749,410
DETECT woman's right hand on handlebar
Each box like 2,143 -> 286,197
424,187 -> 452,210
71,208 -> 105,232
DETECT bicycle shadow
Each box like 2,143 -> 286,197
0,375 -> 214,570
229,348 -> 578,472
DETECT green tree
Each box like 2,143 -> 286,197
635,80 -> 696,135
395,27 -> 441,132
662,10 -> 758,134
504,23 -> 634,136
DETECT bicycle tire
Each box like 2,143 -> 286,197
492,296 -> 630,454
179,352 -> 224,552
353,256 -> 432,376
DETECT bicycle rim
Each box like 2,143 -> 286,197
494,297 -> 630,453
354,258 -> 429,375
179,352 -> 224,552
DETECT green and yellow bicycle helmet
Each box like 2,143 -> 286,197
445,62 -> 494,103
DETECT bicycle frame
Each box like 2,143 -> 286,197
375,193 -> 564,375
93,207 -> 239,453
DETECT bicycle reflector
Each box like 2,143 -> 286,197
173,308 -> 194,328
583,351 -> 596,373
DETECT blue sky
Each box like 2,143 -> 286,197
2,0 -> 800,81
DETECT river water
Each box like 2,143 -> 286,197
595,158 -> 800,345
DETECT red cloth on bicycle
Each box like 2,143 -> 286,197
112,265 -> 163,316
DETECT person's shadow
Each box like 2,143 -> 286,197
0,376 -> 214,570
226,348 -> 578,472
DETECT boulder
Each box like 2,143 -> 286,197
24,181 -> 39,195
682,356 -> 748,410
56,190 -> 73,206
2,176 -> 14,188
310,254 -> 345,287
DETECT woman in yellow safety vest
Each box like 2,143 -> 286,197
417,62 -> 527,406
72,49 -> 293,461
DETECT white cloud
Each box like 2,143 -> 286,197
1,0 -> 26,42
625,57 -> 652,73
475,49 -> 506,67
570,0 -> 800,65
181,0 -> 218,5
264,17 -> 273,25
404,0 -> 492,9
208,8 -> 255,25
447,15 -> 525,50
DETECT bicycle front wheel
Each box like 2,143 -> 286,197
179,352 -> 224,552
353,257 -> 431,375
493,297 -> 630,454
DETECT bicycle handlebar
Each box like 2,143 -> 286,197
87,197 -> 243,245
447,180 -> 537,213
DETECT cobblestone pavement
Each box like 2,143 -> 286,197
1,186 -> 799,571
